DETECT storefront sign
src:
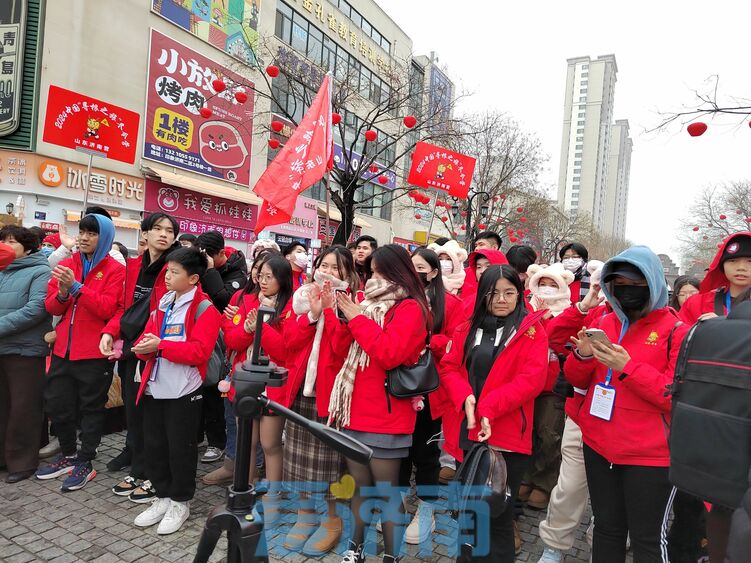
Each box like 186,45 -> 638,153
42,85 -> 141,164
144,179 -> 257,242
318,219 -> 361,243
392,236 -> 419,253
144,30 -> 255,186
0,1 -> 26,137
407,141 -> 475,199
151,0 -> 261,67
333,143 -> 396,190
268,196 -> 318,240
40,221 -> 59,232
0,150 -> 145,212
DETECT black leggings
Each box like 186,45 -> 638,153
399,398 -> 441,501
346,456 -> 405,558
584,445 -> 674,563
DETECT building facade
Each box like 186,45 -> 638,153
603,119 -> 632,240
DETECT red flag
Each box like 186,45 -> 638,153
254,74 -> 333,233
407,141 -> 476,199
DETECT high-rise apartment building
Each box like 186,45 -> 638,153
557,54 -> 618,232
603,120 -> 632,240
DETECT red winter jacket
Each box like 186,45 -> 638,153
134,287 -> 222,402
332,298 -> 428,434
428,292 -> 465,421
0,242 -> 14,271
439,310 -> 549,462
564,307 -> 688,466
224,290 -> 293,403
45,254 -> 125,360
461,249 -> 509,316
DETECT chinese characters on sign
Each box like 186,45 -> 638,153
144,30 -> 255,186
407,142 -> 476,199
42,86 -> 141,164
333,143 -> 396,190
144,180 -> 257,242
0,1 -> 26,137
151,0 -> 261,67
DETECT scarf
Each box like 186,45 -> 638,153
576,263 -> 591,301
443,269 -> 466,295
292,271 -> 349,397
327,278 -> 408,429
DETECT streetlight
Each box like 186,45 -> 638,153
452,190 -> 491,252
5,202 -> 13,215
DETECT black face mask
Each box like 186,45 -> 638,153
418,272 -> 430,287
613,284 -> 650,310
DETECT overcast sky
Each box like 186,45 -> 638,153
376,0 -> 751,265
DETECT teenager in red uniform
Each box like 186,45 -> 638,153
565,246 -> 689,563
330,244 -> 430,563
223,255 -> 293,522
440,264 -> 548,562
559,242 -> 591,304
680,232 -> 751,324
283,241 -> 310,291
460,248 -> 509,316
281,245 -> 359,555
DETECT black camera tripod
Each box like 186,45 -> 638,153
193,306 -> 373,563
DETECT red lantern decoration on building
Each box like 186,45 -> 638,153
265,65 -> 280,77
520,217 -> 528,223
234,91 -> 248,103
441,216 -> 449,222
212,79 -> 226,93
460,211 -> 467,218
746,217 -> 751,223
516,207 -> 524,213
500,193 -> 507,199
270,120 -> 284,132
199,107 -> 213,118
369,164 -> 380,173
461,225 -> 466,230
478,223 -> 487,230
415,214 -> 422,220
268,139 -> 280,149
687,122 -> 708,137
692,226 -> 699,231
365,130 -> 378,142
332,112 -> 342,125
378,175 -> 389,185
509,236 -> 518,243
403,115 -> 417,128
720,214 -> 727,220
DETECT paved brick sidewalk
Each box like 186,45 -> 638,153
0,432 -> 593,562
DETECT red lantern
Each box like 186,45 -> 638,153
212,79 -> 226,93
516,207 -> 524,213
520,217 -> 528,223
270,120 -> 284,132
403,115 -> 417,128
460,211 -> 467,218
378,175 -> 389,185
461,225 -> 466,230
364,130 -> 377,142
415,214 -> 422,220
500,193 -> 507,199
746,218 -> 751,223
720,214 -> 727,220
268,139 -> 280,149
369,164 -> 380,173
509,236 -> 518,243
441,216 -> 448,222
408,190 -> 418,199
199,107 -> 213,118
332,112 -> 342,125
265,65 -> 280,77
517,229 -> 524,236
703,236 -> 708,240
493,196 -> 500,202
421,195 -> 431,204
692,226 -> 699,232
478,223 -> 487,230
687,122 -> 708,137
507,227 -> 514,234
234,91 -> 248,104
453,231 -> 458,237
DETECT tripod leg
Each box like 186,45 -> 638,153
193,523 -> 223,563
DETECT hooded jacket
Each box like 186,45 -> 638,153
461,249 -> 509,316
200,247 -> 248,312
439,309 -> 549,462
45,214 -> 125,360
0,251 -> 52,357
564,246 -> 689,466
428,240 -> 468,294
0,242 -> 15,271
680,231 -> 751,324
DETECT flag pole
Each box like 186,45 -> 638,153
324,171 -> 332,246
425,193 -> 438,244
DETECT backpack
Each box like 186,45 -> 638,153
669,301 -> 751,509
195,300 -> 229,387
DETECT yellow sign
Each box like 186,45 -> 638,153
152,107 -> 194,151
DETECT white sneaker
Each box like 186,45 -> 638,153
39,437 -> 61,458
134,497 -> 171,527
157,500 -> 190,534
537,546 -> 564,563
404,500 -> 435,545
201,446 -> 224,463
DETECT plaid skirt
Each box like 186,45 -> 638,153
283,391 -> 344,500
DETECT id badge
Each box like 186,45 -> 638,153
590,383 -> 616,421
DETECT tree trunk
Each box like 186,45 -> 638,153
332,199 -> 356,245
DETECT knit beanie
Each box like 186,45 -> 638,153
527,262 -> 575,314
250,238 -> 280,259
43,233 -> 62,248
427,239 -> 468,294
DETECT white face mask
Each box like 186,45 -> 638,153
440,260 -> 454,275
538,285 -> 559,297
562,257 -> 583,272
293,252 -> 308,269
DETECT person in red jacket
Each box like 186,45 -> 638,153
36,213 -> 124,492
680,232 -> 751,324
440,264 -> 548,561
282,241 -> 310,291
460,248 -> 509,316
565,246 -> 689,563
0,240 -> 17,271
559,242 -> 592,304
279,245 -> 359,555
330,244 -> 430,563
129,247 -> 222,535
100,212 -> 179,500
224,255 -> 294,521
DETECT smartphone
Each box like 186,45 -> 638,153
584,328 -> 614,348
333,288 -> 349,322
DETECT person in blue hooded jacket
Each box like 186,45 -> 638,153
36,213 -> 125,492
564,246 -> 689,563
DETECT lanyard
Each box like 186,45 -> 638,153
159,302 -> 175,339
604,319 -> 629,386
726,290 -> 732,315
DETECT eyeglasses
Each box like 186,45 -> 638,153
257,274 -> 275,283
485,290 -> 519,303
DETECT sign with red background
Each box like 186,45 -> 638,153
42,85 -> 141,164
144,30 -> 255,186
144,179 -> 257,242
407,141 -> 476,199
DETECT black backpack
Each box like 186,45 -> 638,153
669,301 -> 751,509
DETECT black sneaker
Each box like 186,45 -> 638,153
61,461 -> 95,492
106,448 -> 131,472
111,475 -> 139,496
129,480 -> 157,504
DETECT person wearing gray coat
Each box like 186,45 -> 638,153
0,225 -> 52,483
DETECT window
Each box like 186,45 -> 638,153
362,18 -> 372,37
577,128 -> 584,134
573,167 -> 581,173
576,136 -> 583,142
291,11 -> 308,52
579,96 -> 586,102
350,9 -> 362,28
577,121 -> 585,126
575,152 -> 582,158
275,3 -> 293,43
575,144 -> 583,149
580,88 -> 587,94
578,112 -> 585,118
338,0 -> 351,18
307,26 -> 323,63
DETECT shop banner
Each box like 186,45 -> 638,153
42,85 -> 141,164
0,19 -> 23,136
268,196 -> 318,240
145,179 -> 257,242
333,143 -> 396,190
144,29 -> 255,186
407,141 -> 475,199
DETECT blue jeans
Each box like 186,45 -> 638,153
224,399 -> 264,468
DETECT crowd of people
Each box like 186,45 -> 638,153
0,207 -> 750,563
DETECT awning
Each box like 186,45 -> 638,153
141,164 -> 263,206
66,211 -> 141,230
316,205 -> 372,228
